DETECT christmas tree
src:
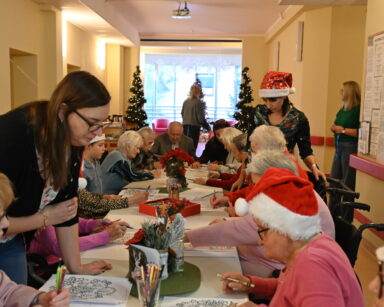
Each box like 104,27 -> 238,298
233,67 -> 254,133
125,66 -> 148,129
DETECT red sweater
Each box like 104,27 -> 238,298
206,165 -> 242,191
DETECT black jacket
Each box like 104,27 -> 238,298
0,105 -> 80,228
198,137 -> 228,164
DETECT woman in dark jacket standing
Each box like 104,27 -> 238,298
0,71 -> 112,283
181,83 -> 210,150
248,71 -> 325,182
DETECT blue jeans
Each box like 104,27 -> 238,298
331,141 -> 357,191
0,234 -> 28,284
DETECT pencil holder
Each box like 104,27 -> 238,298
136,277 -> 161,307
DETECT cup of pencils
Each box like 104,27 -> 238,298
135,264 -> 162,307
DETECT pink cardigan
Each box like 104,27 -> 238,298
28,218 -> 110,264
248,234 -> 364,307
0,270 -> 39,306
186,193 -> 335,275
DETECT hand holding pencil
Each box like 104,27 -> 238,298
218,272 -> 255,293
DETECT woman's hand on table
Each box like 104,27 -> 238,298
77,261 -> 112,275
106,222 -> 129,241
225,206 -> 237,217
128,192 -> 148,206
210,195 -> 229,208
209,217 -> 227,225
191,161 -> 201,169
42,197 -> 78,225
150,169 -> 162,178
220,272 -> 251,293
103,194 -> 121,200
207,163 -> 219,171
193,177 -> 207,185
208,171 -> 220,179
38,287 -> 71,306
153,161 -> 162,169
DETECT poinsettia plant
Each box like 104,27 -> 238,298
160,148 -> 194,188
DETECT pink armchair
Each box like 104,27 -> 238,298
152,118 -> 170,135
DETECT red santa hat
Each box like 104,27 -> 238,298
259,71 -> 296,98
237,168 -> 320,240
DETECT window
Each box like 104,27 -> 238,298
143,53 -> 241,124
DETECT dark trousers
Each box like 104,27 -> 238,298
0,234 -> 28,284
183,125 -> 200,150
331,141 -> 357,191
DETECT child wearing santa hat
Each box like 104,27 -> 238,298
220,167 -> 363,307
247,71 -> 325,182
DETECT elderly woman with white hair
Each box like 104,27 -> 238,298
101,131 -> 153,194
131,126 -> 162,172
185,151 -> 334,278
219,167 -> 363,307
208,127 -> 242,174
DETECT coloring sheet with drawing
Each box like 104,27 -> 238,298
40,275 -> 132,305
161,297 -> 249,306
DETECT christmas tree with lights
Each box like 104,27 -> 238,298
125,66 -> 148,128
233,67 -> 254,133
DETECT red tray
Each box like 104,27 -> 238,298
139,198 -> 201,217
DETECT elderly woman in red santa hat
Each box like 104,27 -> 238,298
248,71 -> 325,182
219,167 -> 363,307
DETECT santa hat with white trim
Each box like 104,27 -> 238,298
241,167 -> 320,240
259,71 -> 296,98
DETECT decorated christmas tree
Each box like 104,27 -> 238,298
233,67 -> 254,132
125,66 -> 148,128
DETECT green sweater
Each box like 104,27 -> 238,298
334,105 -> 360,143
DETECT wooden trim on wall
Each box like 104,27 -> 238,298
325,137 -> 334,147
310,136 -> 324,146
350,154 -> 384,181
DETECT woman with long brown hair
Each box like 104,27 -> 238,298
0,71 -> 112,284
330,81 -> 361,190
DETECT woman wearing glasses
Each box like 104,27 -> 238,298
220,168 -> 363,307
248,71 -> 325,182
0,71 -> 112,284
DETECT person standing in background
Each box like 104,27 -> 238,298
330,81 -> 361,191
181,83 -> 210,150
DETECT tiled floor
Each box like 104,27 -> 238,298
355,244 -> 378,307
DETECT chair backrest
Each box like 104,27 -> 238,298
153,118 -> 170,129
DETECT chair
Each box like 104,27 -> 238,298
152,118 -> 170,135
27,253 -> 58,288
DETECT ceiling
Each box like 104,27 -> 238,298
33,0 -> 366,47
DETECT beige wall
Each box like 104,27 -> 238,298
124,46 -> 140,114
106,44 -> 124,115
354,0 -> 384,250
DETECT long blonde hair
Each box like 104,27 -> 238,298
189,84 -> 201,99
342,81 -> 361,111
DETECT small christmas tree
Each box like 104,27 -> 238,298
125,66 -> 148,129
233,67 -> 254,133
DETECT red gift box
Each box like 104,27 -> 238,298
139,198 -> 201,217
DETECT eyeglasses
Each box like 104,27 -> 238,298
257,227 -> 270,240
73,110 -> 109,133
262,97 -> 280,102
379,261 -> 383,299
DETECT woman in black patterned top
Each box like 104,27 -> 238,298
249,71 -> 325,181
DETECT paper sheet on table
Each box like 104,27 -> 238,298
180,188 -> 216,201
184,243 -> 238,258
161,297 -> 248,306
81,244 -> 129,261
119,188 -> 159,200
40,274 -> 131,305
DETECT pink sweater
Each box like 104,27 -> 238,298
186,193 -> 335,274
0,270 -> 39,306
248,234 -> 364,307
28,218 -> 110,264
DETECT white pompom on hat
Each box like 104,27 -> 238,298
234,198 -> 249,216
90,134 -> 106,144
247,168 -> 320,240
259,71 -> 296,98
78,178 -> 87,190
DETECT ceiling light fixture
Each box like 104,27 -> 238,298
172,1 -> 191,19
